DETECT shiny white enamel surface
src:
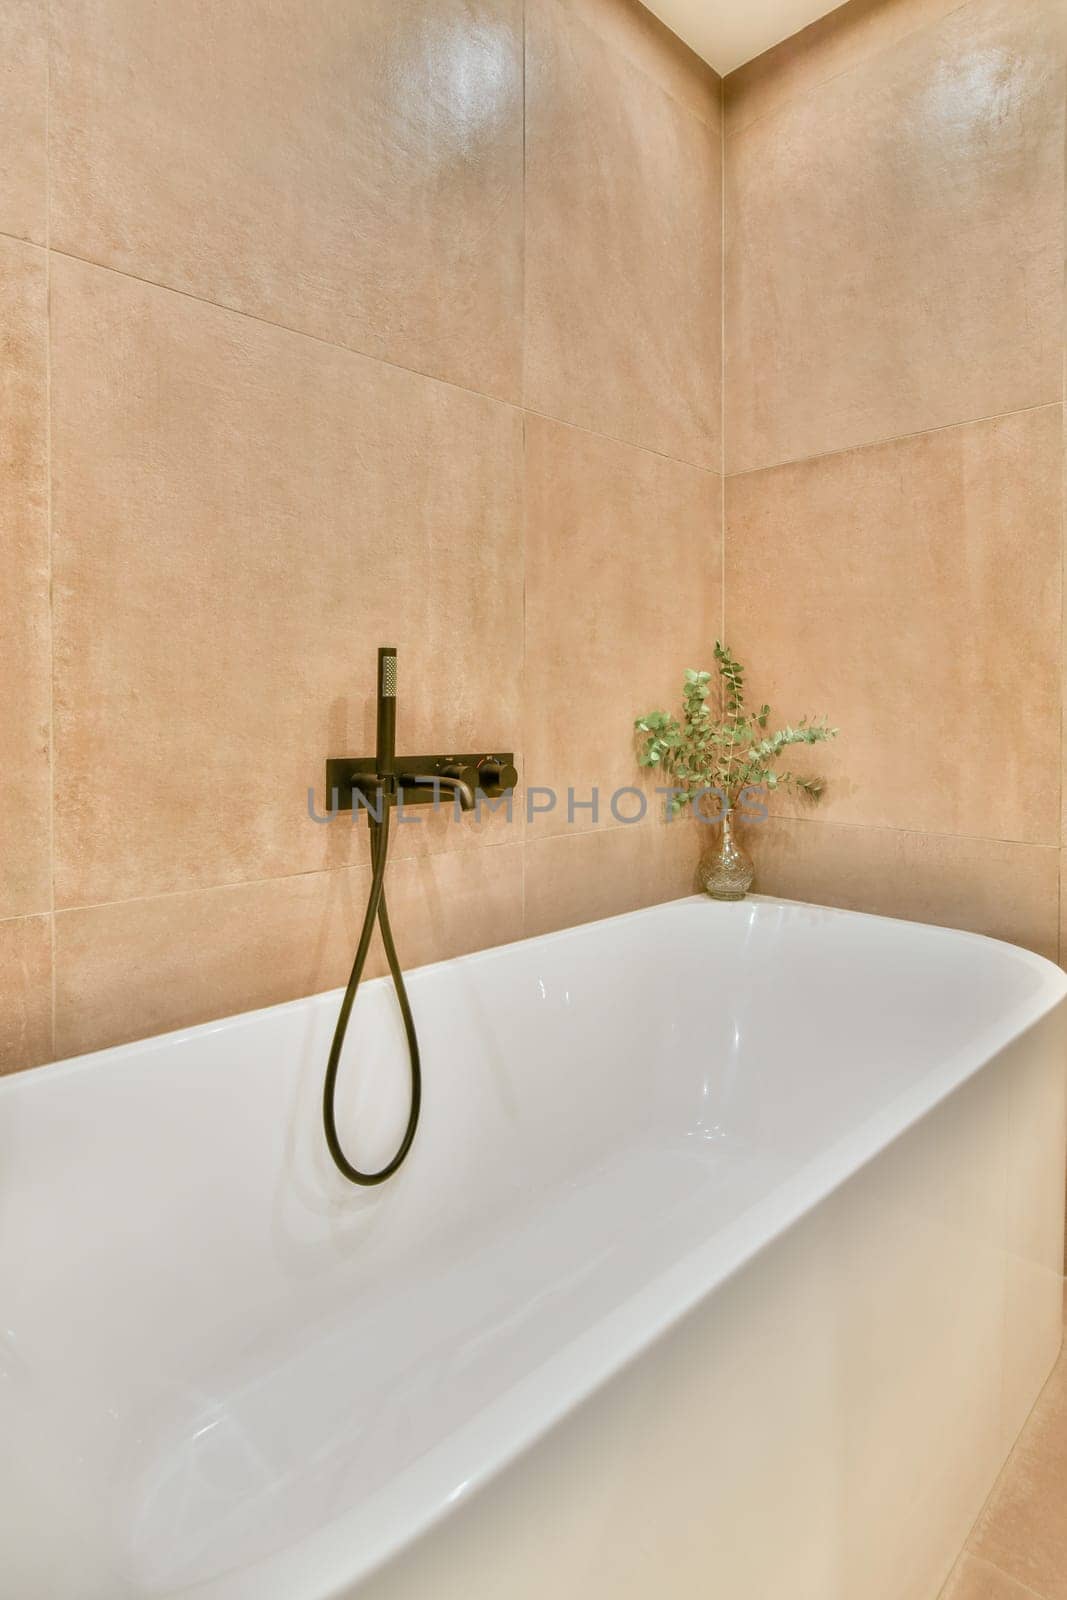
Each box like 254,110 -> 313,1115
2,896 -> 1065,1599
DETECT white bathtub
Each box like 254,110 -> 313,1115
2,895 -> 1065,1599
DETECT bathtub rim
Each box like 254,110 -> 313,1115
6,891 -> 1065,1090
5,895 -> 1066,1599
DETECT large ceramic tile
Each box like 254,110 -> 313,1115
725,0 -> 1065,473
724,0 -> 970,138
54,843 -> 523,1057
524,414 -> 721,839
525,0 -> 722,468
725,410 -> 1063,843
969,1342 -> 1067,1599
941,1554 -> 1047,1600
50,0 -> 524,400
558,0 -> 721,129
0,238 -> 50,919
746,817 -> 1059,961
0,915 -> 52,1072
50,257 -> 524,909
1058,854 -> 1067,971
0,0 -> 46,243
523,818 -> 702,938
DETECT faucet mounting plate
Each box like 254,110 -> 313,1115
325,753 -> 516,810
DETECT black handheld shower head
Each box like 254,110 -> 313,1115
323,643 -> 515,1186
323,643 -> 420,1187
376,646 -> 397,781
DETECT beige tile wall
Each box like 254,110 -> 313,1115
525,0 -> 722,464
0,0 -> 722,1069
0,0 -> 47,246
723,0 -> 1067,961
5,0 -> 1064,1074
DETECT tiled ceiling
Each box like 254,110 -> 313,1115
643,0 -> 846,75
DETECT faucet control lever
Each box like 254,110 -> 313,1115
477,757 -> 519,798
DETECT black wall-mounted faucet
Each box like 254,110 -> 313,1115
326,651 -> 517,817
321,647 -> 518,1189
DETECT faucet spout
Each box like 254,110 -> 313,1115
407,773 -> 476,812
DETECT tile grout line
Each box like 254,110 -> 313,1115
21,815 -> 1062,933
723,0 -> 974,139
1060,120 -> 1067,973
46,835 -> 528,922
552,0 -> 720,137
40,816 -> 672,925
949,1553 -> 1050,1600
520,0 -> 529,943
719,68 -> 726,645
725,399 -> 1064,482
954,1347 -> 1066,1600
1059,378 -> 1065,965
0,226 -> 46,251
520,0 -> 528,431
521,400 -> 720,477
758,811 -> 1062,850
45,0 -> 57,1060
45,244 -> 722,482
0,911 -> 53,931
43,246 -> 523,414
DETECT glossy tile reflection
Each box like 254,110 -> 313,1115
50,256 -> 524,909
50,0 -> 525,396
525,0 -> 722,464
725,0 -> 1064,472
726,409 -> 1063,843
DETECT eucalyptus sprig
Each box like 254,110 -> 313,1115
635,641 -> 838,817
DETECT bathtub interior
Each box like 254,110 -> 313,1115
0,897 -> 1061,1596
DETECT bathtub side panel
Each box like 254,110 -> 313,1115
359,1016 -> 1065,1600
1000,1004 -> 1067,1448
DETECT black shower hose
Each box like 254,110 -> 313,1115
322,800 -> 422,1184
